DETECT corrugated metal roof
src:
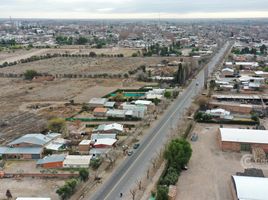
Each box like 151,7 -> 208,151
232,175 -> 268,200
220,128 -> 268,144
0,147 -> 43,154
36,154 -> 66,165
8,133 -> 57,146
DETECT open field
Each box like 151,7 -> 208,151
176,123 -> 268,200
0,47 -> 139,65
0,57 -> 181,75
0,177 -> 64,200
0,77 -> 151,143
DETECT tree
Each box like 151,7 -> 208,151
89,51 -> 97,57
164,138 -> 192,170
76,36 -> 88,45
196,96 -> 209,108
24,69 -> 39,80
79,168 -> 89,182
6,189 -> 12,199
164,91 -> 172,99
90,158 -> 102,170
156,185 -> 168,200
56,179 -> 77,200
260,44 -> 267,55
132,52 -> 138,57
47,117 -> 66,133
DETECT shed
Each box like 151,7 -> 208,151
93,107 -> 108,117
36,154 -> 66,168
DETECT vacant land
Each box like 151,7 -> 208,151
0,57 -> 181,75
0,178 -> 64,200
176,123 -> 268,200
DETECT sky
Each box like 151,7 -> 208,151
0,0 -> 268,19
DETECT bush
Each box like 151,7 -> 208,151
47,117 -> 66,133
24,70 -> 39,80
164,91 -> 172,99
79,168 -> 89,182
90,158 -> 102,170
159,167 -> 179,186
56,179 -> 78,200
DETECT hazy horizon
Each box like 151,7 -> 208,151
1,0 -> 268,19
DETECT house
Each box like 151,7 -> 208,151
106,109 -> 126,119
78,140 -> 91,153
89,148 -> 110,157
104,101 -> 116,109
121,103 -> 147,119
0,147 -> 43,159
88,98 -> 108,108
218,128 -> 268,152
93,107 -> 108,117
231,175 -> 268,200
93,138 -> 117,148
36,154 -> 66,168
222,68 -> 234,76
8,133 -> 60,148
45,137 -> 68,151
93,123 -> 124,134
63,155 -> 92,168
91,133 -> 117,141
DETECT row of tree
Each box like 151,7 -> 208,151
232,45 -> 267,55
143,42 -> 182,57
155,138 -> 192,200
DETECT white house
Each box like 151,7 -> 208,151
63,155 -> 92,168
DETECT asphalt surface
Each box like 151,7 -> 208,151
89,41 -> 232,200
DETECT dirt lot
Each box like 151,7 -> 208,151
176,123 -> 268,200
0,57 -> 181,75
0,177 -> 64,200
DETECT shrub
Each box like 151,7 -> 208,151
47,117 -> 66,133
90,158 -> 102,170
156,185 -> 168,200
24,70 -> 39,80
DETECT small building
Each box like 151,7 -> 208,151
106,109 -> 126,118
93,138 -> 117,148
93,107 -> 108,117
8,133 -> 60,148
0,147 -> 43,159
89,148 -> 110,157
93,123 -> 123,134
63,155 -> 92,168
121,103 -> 146,119
78,140 -> 91,153
91,133 -> 117,141
104,101 -> 116,109
88,98 -> 108,108
222,68 -> 234,76
36,154 -> 66,168
205,108 -> 232,119
231,175 -> 268,200
218,128 -> 268,152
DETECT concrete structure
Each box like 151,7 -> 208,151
218,128 -> 268,152
78,140 -> 91,153
231,175 -> 268,200
36,154 -> 66,168
63,155 -> 92,168
121,103 -> 146,119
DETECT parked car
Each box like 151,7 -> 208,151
133,143 -> 140,149
190,133 -> 198,141
127,150 -> 133,156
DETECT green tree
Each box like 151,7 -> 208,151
47,117 -> 66,133
76,37 -> 88,45
164,91 -> 172,99
24,70 -> 39,80
79,168 -> 89,182
90,158 -> 102,170
156,185 -> 168,200
164,139 -> 192,170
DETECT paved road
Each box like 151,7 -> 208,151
89,41 -> 232,200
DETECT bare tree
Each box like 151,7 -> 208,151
130,188 -> 137,200
136,179 -> 143,190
